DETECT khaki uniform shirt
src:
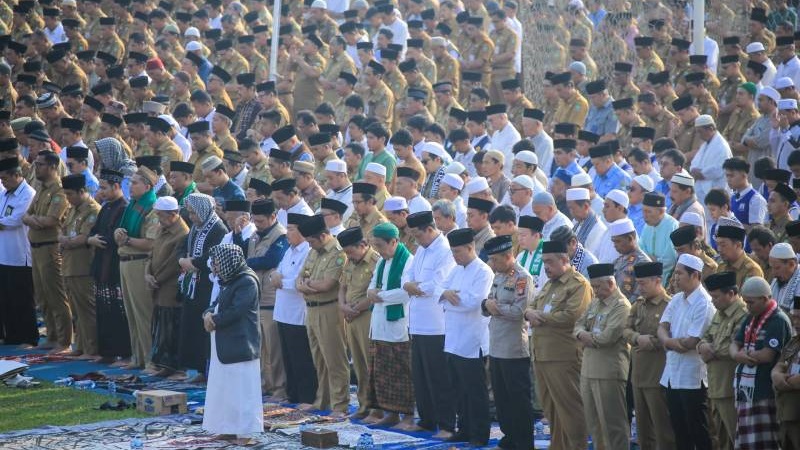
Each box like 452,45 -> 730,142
416,55 -> 438,86
399,226 -> 418,254
340,247 -> 380,307
574,288 -> 631,380
465,33 -> 495,80
322,54 -> 356,105
717,253 -> 764,289
27,179 -> 70,243
345,209 -> 388,238
744,29 -> 776,55
508,96 -> 535,133
299,237 -> 346,302
219,52 -> 250,79
244,159 -> 272,187
775,336 -> 800,421
490,27 -> 517,76
645,108 -> 676,140
434,53 -> 460,96
674,121 -> 704,156
474,225 -> 495,256
635,54 -> 665,86
366,80 -> 394,130
96,34 -> 125,62
213,131 -> 238,152
0,84 -> 17,111
301,182 -> 327,211
530,267 -> 593,362
211,90 -> 234,111
61,198 -> 101,277
695,92 -> 720,119
151,74 -> 173,96
118,209 -> 159,257
293,52 -> 327,111
154,139 -> 184,174
553,91 -> 589,128
723,105 -> 760,148
617,116 -> 646,151
700,299 -> 748,399
624,292 -> 671,388
486,263 -> 533,359
188,143 -> 224,180
608,82 -> 640,104
82,120 -> 101,154
146,219 -> 189,307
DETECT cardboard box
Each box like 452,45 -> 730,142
136,390 -> 188,415
300,427 -> 339,448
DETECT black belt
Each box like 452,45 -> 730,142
260,306 -> 275,310
277,91 -> 293,96
29,241 -> 57,248
120,254 -> 148,262
306,299 -> 336,308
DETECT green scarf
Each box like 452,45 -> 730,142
119,189 -> 157,238
520,240 -> 544,276
177,182 -> 197,206
375,242 -> 411,321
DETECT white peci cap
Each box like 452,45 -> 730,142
511,175 -> 535,190
779,98 -> 798,110
775,77 -> 795,90
445,161 -> 466,175
633,174 -> 654,192
571,172 -> 592,187
694,114 -> 715,127
606,189 -> 629,208
154,196 -> 180,211
746,42 -> 766,53
759,86 -> 781,103
566,187 -> 590,201
609,218 -> 636,236
465,177 -> 490,195
678,253 -> 704,272
365,162 -> 386,176
679,211 -> 704,227
769,242 -> 796,259
383,196 -> 408,212
184,27 -> 201,38
186,41 -> 203,52
442,173 -> 464,190
514,150 -> 538,165
671,172 -> 695,187
325,159 -> 347,173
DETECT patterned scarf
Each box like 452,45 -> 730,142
776,269 -> 800,311
574,211 -> 598,246
520,240 -> 544,276
97,137 -> 137,176
209,243 -> 248,285
736,299 -> 778,404
181,193 -> 222,300
571,244 -> 587,272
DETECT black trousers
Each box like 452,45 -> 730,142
277,321 -> 318,404
0,264 -> 39,346
411,334 -> 457,431
449,353 -> 490,443
491,357 -> 534,450
665,384 -> 712,450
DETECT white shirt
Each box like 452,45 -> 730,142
173,132 -> 192,161
0,180 -> 35,266
369,254 -> 414,342
689,132 -> 732,203
733,186 -> 768,225
329,223 -> 344,236
690,36 -> 719,74
441,257 -> 494,358
453,196 -> 467,228
201,109 -> 216,136
646,167 -> 663,187
326,0 -> 349,15
327,184 -> 354,222
408,193 -> 432,213
659,284 -> 716,389
574,214 -> 607,257
762,58 -> 778,87
277,198 -> 314,228
60,140 -> 95,171
540,210 -> 572,240
231,167 -> 248,190
594,227 -> 621,263
529,131 -> 554,176
260,137 -> 277,156
384,17 -> 409,49
775,56 -> 800,89
490,122 -> 522,178
401,233 -> 457,335
45,24 -> 67,44
507,16 -> 523,73
454,147 -> 478,178
274,242 -> 311,326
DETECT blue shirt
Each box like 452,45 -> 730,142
584,99 -> 618,136
629,203 -> 646,235
641,214 -> 679,286
656,178 -> 672,209
82,168 -> 99,198
588,9 -> 607,29
593,164 -> 632,198
213,179 -> 246,209
550,159 -> 582,178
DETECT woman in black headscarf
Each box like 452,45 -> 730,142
201,244 -> 263,444
175,193 -> 227,382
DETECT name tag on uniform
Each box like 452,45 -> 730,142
791,363 -> 800,376
543,303 -> 553,313
3,205 -> 12,217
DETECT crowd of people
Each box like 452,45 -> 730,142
5,0 -> 800,448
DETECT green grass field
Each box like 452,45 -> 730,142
0,382 -> 148,433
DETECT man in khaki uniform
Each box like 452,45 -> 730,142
744,8 -> 776,54
297,214 -> 350,416
345,182 -> 389,237
290,34 -> 327,113
433,81 -> 463,129
215,39 -> 250,87
634,36 -> 666,86
609,62 -> 641,103
320,36 -> 356,106
431,37 -> 460,98
723,83 -> 760,148
525,240 -> 592,450
113,167 -> 159,369
638,92 -> 676,140
247,199 -> 289,399
488,10 -> 518,103
241,138 -> 272,187
502,79 -> 534,133
575,263 -> 631,450
715,225 -> 764,288
23,151 -> 72,353
95,17 -> 125,62
716,56 -> 746,130
59,174 -> 100,358
551,71 -> 589,130
697,271 -> 748,450
147,117 -> 183,175
364,61 -> 394,131
772,297 -> 800,449
685,72 -> 720,120
337,227 -> 379,419
670,96 -> 704,160
461,17 -> 494,96
624,262 -> 677,450
187,121 -> 224,181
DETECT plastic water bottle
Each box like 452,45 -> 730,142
108,381 -> 117,399
130,434 -> 144,449
74,380 -> 96,390
54,377 -> 74,387
534,421 -> 544,439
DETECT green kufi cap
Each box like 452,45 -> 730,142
372,222 -> 400,239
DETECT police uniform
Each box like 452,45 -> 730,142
248,220 -> 289,398
299,230 -> 350,412
478,246 -> 534,449
574,270 -> 631,450
339,245 -> 379,415
699,279 -> 747,450
28,179 -> 72,348
623,280 -> 676,450
614,248 -> 652,301
62,195 -> 101,356
529,261 -> 592,450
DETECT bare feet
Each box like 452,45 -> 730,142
151,368 -> 176,378
233,437 -> 256,446
75,353 -> 98,360
93,356 -> 115,364
38,341 -> 56,350
394,416 -> 423,431
297,403 -> 315,411
348,410 -> 369,420
432,430 -> 454,440
110,358 -> 130,367
361,410 -> 384,424
166,371 -> 188,381
375,412 -> 400,426
49,346 -> 72,355
122,363 -> 143,370
329,411 -> 347,418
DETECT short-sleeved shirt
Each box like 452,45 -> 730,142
660,285 -> 716,389
300,237 -> 346,302
27,179 -> 70,243
734,308 -> 792,401
340,247 -> 380,306
62,198 -> 101,277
